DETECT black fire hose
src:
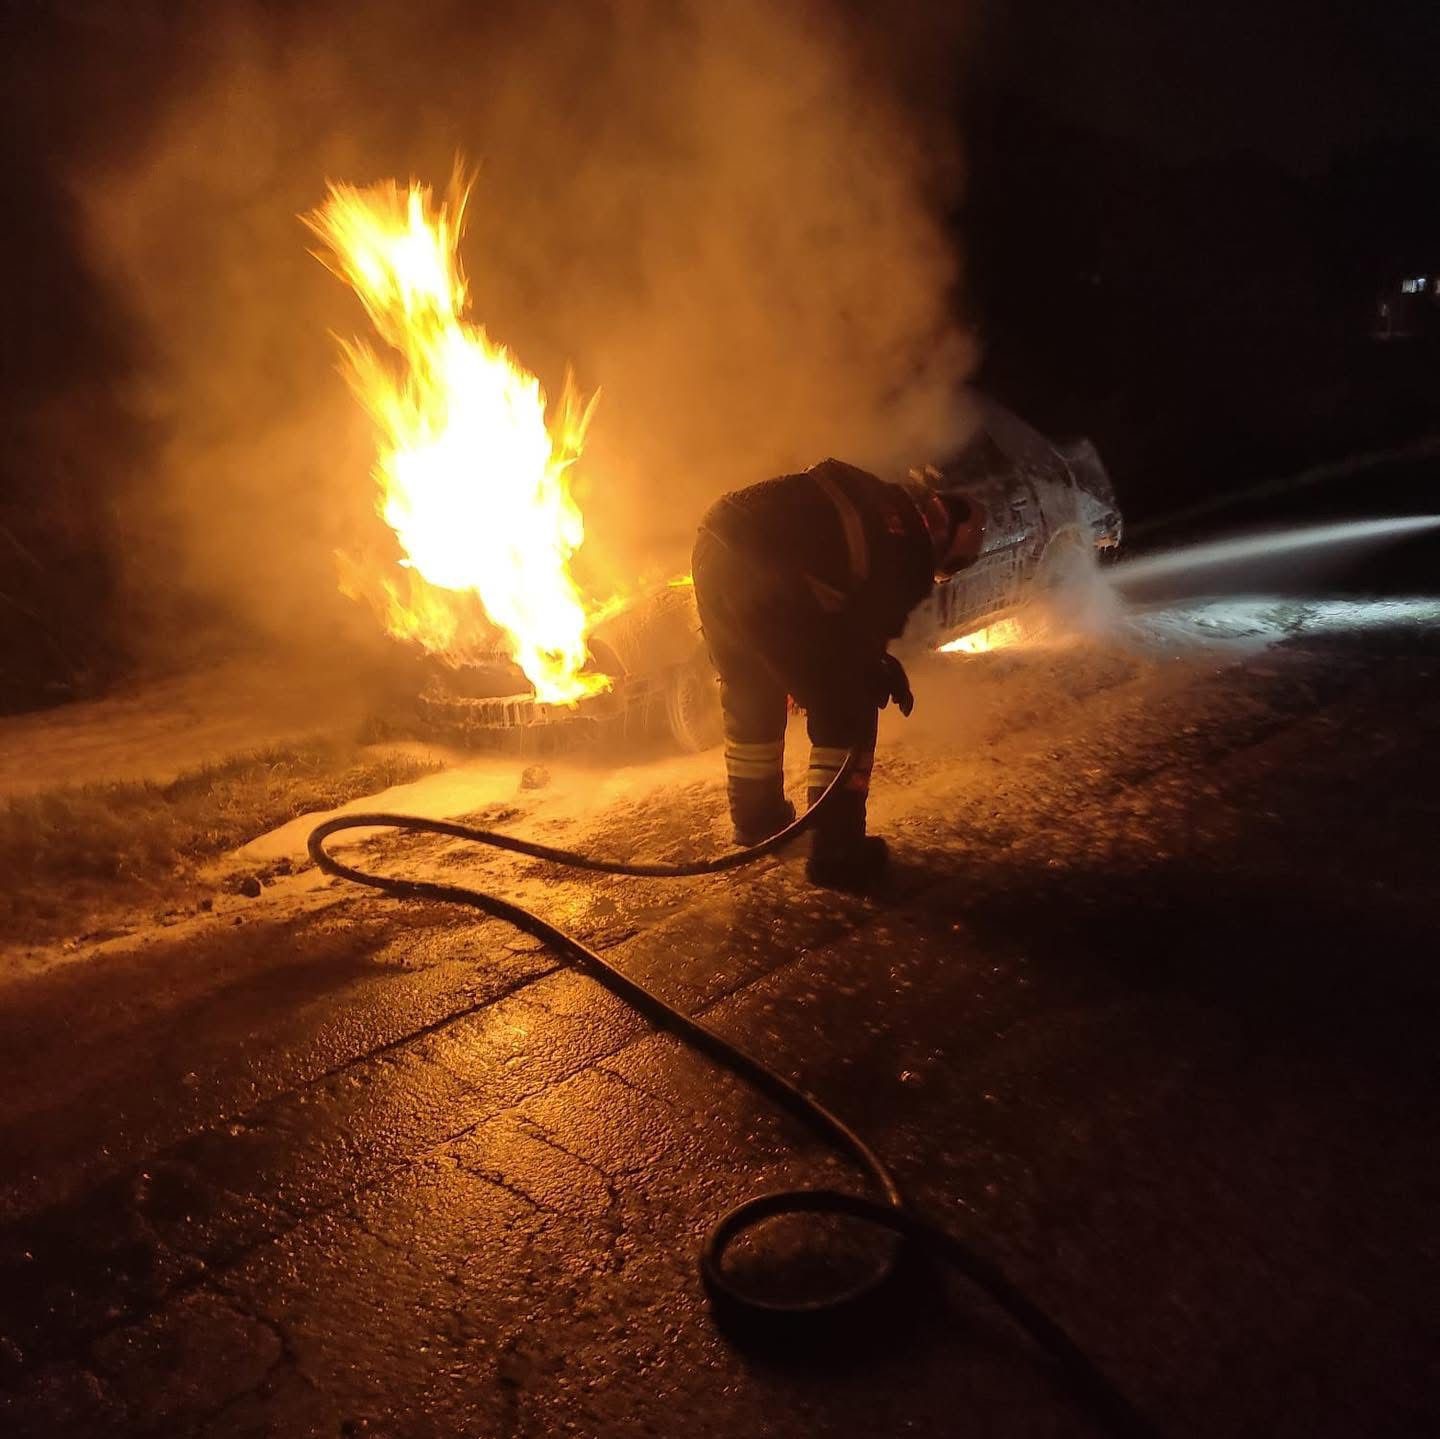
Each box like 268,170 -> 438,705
307,762 -> 1157,1439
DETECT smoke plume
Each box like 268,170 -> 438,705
76,0 -> 977,657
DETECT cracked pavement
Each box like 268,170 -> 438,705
2,480 -> 1439,1438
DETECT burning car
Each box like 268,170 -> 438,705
418,399 -> 1121,752
414,580 -> 723,753
306,175 -> 730,754
306,176 -> 1120,755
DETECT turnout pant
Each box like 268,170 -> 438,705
692,526 -> 879,851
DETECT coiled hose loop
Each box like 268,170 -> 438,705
307,758 -> 1155,1438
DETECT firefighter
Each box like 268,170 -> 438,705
692,458 -> 984,889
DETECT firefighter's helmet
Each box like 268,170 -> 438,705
905,471 -> 987,576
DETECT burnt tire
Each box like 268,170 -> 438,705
666,655 -> 723,752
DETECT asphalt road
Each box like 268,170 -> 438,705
1,463 -> 1438,1438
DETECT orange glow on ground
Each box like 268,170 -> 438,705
938,616 -> 1026,655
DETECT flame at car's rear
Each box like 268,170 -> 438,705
305,176 -> 607,705
939,616 -> 1025,655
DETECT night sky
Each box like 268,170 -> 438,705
984,0 -> 1440,172
8,0 -> 1439,179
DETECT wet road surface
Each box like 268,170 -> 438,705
1,473 -> 1438,1438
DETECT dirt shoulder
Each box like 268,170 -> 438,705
0,739 -> 441,959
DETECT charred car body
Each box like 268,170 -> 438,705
903,398 -> 1121,647
416,581 -> 720,752
418,399 -> 1121,751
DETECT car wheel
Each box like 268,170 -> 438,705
666,654 -> 723,752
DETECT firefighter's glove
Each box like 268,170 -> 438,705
873,654 -> 915,717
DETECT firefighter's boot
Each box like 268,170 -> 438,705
804,746 -> 888,890
725,737 -> 793,846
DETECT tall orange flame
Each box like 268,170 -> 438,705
305,175 -> 606,704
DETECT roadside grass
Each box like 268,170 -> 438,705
1,740 -> 439,944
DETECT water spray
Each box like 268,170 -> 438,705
1109,515 -> 1440,588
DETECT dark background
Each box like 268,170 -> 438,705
2,0 -> 1438,713
965,0 -> 1440,508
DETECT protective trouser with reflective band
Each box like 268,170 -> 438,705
723,726 -> 789,842
693,514 -> 880,850
725,736 -> 785,783
806,743 -> 869,800
805,744 -> 872,798
804,684 -> 879,856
